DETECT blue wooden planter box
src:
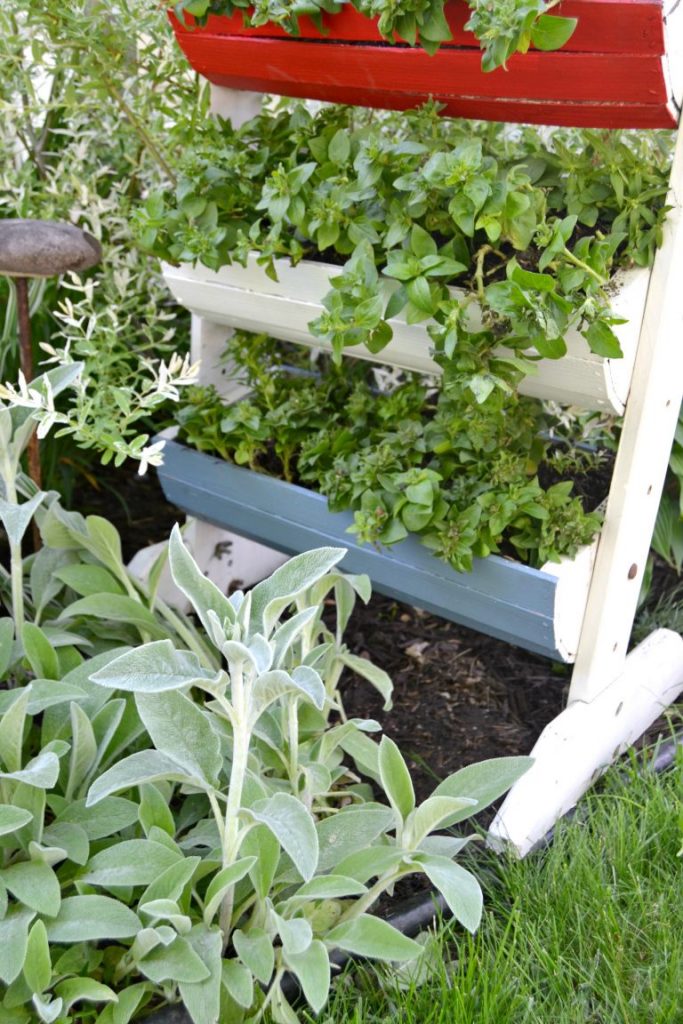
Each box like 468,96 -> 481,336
157,440 -> 589,661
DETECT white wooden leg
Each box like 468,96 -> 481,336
488,628 -> 683,857
568,120 -> 683,703
209,86 -> 262,124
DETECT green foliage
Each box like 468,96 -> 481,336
140,101 -> 672,384
174,332 -> 603,571
0,497 -> 531,1022
0,0 -> 203,489
178,0 -> 576,68
0,364 -> 531,1022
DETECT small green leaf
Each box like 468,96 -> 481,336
340,652 -> 393,710
284,939 -> 330,1013
139,935 -> 211,985
1,861 -> 60,918
328,129 -> 351,166
432,756 -> 532,823
233,928 -> 274,985
203,858 -> 256,925
249,794 -> 318,882
0,806 -> 33,838
46,896 -> 141,942
326,914 -> 422,961
0,618 -> 14,680
0,687 -> 31,774
23,920 -> 51,994
22,625 -> 59,681
412,853 -> 483,933
0,492 -> 45,547
378,736 -> 415,822
530,14 -> 577,51
583,320 -> 623,358
59,595 -> 167,640
89,640 -> 220,693
79,839 -> 181,887
316,806 -> 394,872
53,977 -> 118,1011
56,795 -> 140,839
250,548 -> 345,637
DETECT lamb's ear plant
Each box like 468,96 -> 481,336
82,526 -> 532,1023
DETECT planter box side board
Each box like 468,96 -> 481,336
158,441 -> 595,661
162,258 -> 649,415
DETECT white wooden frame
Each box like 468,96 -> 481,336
156,83 -> 683,856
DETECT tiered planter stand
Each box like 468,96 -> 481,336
159,0 -> 683,855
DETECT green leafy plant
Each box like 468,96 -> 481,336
174,332 -> 603,571
139,102 -> 672,392
0,0 -> 203,495
178,0 -> 577,68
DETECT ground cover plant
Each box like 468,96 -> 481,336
174,331 -> 603,571
0,365 -> 532,1022
139,101 -> 673,401
178,0 -> 578,70
317,737 -> 683,1024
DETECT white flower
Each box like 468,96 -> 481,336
137,439 -> 166,476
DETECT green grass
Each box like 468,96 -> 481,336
314,741 -> 683,1024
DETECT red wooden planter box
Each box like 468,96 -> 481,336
170,0 -> 681,127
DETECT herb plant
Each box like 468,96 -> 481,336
139,102 -> 672,393
174,332 -> 603,571
178,0 -> 577,69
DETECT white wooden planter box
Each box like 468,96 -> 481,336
162,256 -> 650,415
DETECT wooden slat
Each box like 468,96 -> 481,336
175,31 -> 677,126
157,439 -> 590,660
176,0 -> 666,54
162,257 -> 649,414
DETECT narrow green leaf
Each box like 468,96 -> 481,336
326,914 -> 422,961
221,959 -> 254,1010
46,896 -> 141,942
86,750 -> 199,806
1,861 -> 60,917
432,756 -> 533,824
378,736 -> 415,822
22,625 -> 59,681
249,794 -> 318,882
135,690 -> 222,787
23,920 -> 51,994
54,564 -> 125,597
340,652 -> 393,710
0,618 -> 14,680
412,853 -> 483,933
0,686 -> 31,774
0,805 -> 33,838
79,839 -> 181,887
178,925 -> 223,1024
89,640 -> 220,693
168,524 -> 235,635
59,595 -> 167,640
284,939 -> 330,1013
203,858 -> 256,925
56,795 -> 139,839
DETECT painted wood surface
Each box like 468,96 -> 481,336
157,438 -> 597,661
568,107 -> 683,702
162,257 -> 649,414
170,0 -> 681,127
490,628 -> 683,855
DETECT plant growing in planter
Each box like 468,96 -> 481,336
177,0 -> 578,67
172,331 -> 604,572
138,101 -> 672,394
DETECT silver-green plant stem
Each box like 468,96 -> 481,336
219,661 -> 251,943
0,447 -> 24,638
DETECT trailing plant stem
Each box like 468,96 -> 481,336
219,663 -> 251,943
561,247 -> 608,285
